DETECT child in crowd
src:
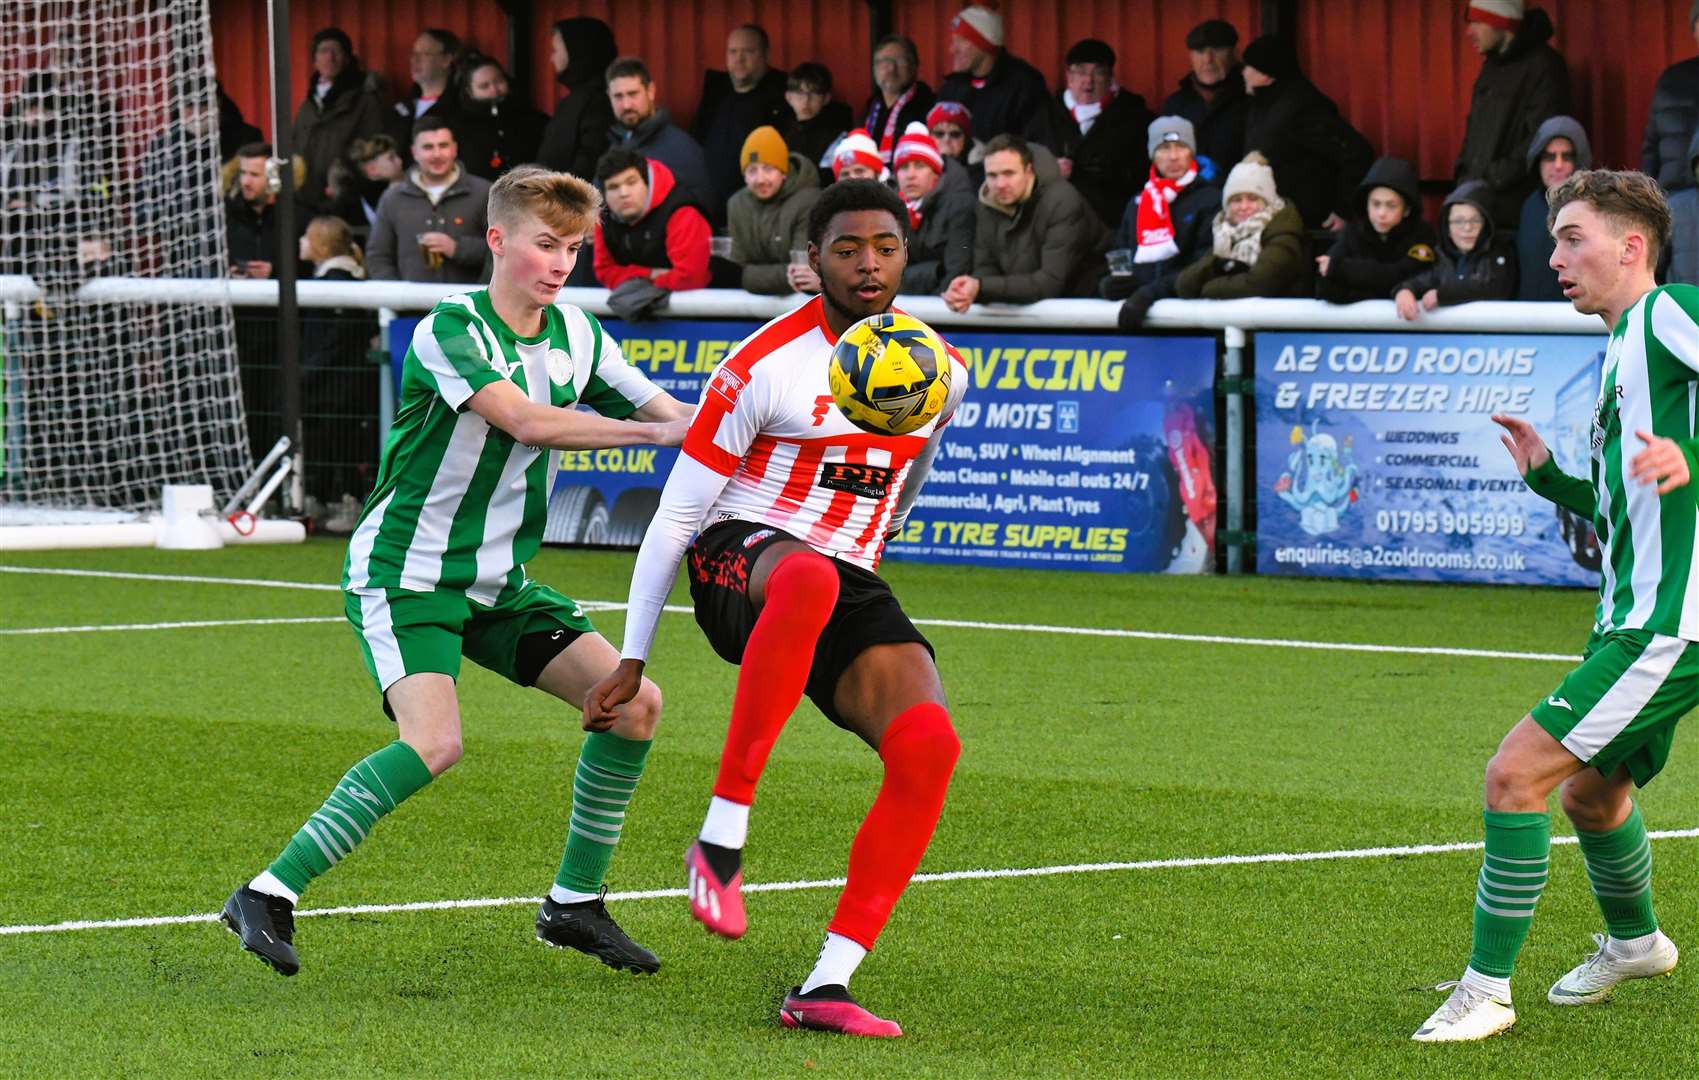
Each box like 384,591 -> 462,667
1393,179 -> 1516,320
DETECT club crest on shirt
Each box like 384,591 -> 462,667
1407,243 -> 1437,263
546,348 -> 573,385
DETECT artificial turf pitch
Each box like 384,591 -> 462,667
4,540 -> 1698,1077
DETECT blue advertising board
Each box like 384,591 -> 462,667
392,313 -> 1219,572
1254,331 -> 1604,586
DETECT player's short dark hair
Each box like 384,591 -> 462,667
235,141 -> 271,161
1547,169 -> 1672,267
605,56 -> 651,86
807,178 -> 909,248
983,133 -> 1033,167
595,147 -> 648,185
411,115 -> 455,143
788,62 -> 833,95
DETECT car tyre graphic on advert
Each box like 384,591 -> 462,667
606,488 -> 663,548
546,485 -> 610,545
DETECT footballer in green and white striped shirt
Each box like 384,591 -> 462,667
1418,171 -> 1698,1042
222,166 -> 693,979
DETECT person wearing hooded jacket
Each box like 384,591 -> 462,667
1641,3 -> 1699,193
1453,2 -> 1571,230
1394,180 -> 1517,319
454,55 -> 547,182
592,149 -> 711,294
726,126 -> 821,296
1516,115 -> 1590,300
293,28 -> 387,217
1239,35 -> 1374,231
1316,157 -> 1439,305
1176,151 -> 1312,301
604,58 -> 713,214
538,17 -> 619,181
1667,130 -> 1699,286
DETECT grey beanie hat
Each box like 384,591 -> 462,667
1147,115 -> 1197,157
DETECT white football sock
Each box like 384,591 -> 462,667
1609,930 -> 1662,958
800,932 -> 867,994
1460,966 -> 1511,1002
548,885 -> 600,905
248,870 -> 299,906
699,796 -> 750,849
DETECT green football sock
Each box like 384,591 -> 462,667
1577,803 -> 1658,940
1468,810 -> 1550,978
268,741 -> 433,896
554,732 -> 653,895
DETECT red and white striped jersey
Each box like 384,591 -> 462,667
619,296 -> 967,661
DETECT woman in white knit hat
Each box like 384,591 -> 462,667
1175,150 -> 1312,299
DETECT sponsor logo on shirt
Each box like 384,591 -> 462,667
709,367 -> 746,405
818,462 -> 896,499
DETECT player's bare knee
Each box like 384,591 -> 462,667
407,734 -> 463,775
1482,751 -> 1542,811
1559,779 -> 1624,832
615,678 -> 663,739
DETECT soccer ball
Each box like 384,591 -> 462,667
827,312 -> 952,436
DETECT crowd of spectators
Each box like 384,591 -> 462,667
11,2 -> 1690,316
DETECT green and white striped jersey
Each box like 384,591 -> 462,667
343,290 -> 661,603
1533,284 -> 1699,638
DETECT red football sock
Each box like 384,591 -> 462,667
711,552 -> 840,805
828,702 -> 961,949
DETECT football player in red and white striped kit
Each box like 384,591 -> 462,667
585,180 -> 969,1037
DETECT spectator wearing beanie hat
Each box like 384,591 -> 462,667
1105,116 -> 1221,326
1050,37 -> 1154,234
1641,3 -> 1699,193
927,101 -> 980,173
1240,35 -> 1374,230
831,128 -> 888,182
727,125 -> 822,295
944,132 -> 1109,311
1159,19 -> 1250,182
1517,115 -> 1591,300
1176,151 -> 1312,300
293,26 -> 385,216
936,4 -> 1057,149
893,122 -> 976,294
1393,179 -> 1516,320
1454,1 -> 1571,229
1315,156 -> 1439,305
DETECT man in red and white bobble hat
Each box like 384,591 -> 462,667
891,121 -> 976,294
830,128 -> 887,182
1454,0 -> 1571,228
935,3 -> 1055,148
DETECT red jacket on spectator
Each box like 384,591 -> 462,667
593,157 -> 711,292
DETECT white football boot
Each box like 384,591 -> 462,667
1411,981 -> 1516,1042
1547,931 -> 1679,1005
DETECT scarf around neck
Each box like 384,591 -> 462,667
1062,86 -> 1116,135
1211,197 -> 1284,266
1133,164 -> 1196,263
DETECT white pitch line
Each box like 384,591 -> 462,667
0,616 -> 344,636
6,829 -> 1697,938
0,565 -> 1578,663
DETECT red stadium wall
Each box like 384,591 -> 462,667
208,0 -> 1694,187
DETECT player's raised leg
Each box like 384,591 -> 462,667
530,630 -> 664,973
1547,762 -> 1677,1003
778,642 -> 959,1039
223,669 -> 456,976
687,541 -> 840,940
1414,715 -> 1582,1042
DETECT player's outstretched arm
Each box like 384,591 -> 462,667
1492,413 -> 1595,517
628,391 -> 696,424
468,379 -> 687,450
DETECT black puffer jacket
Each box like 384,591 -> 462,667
1453,8 -> 1571,228
1159,70 -> 1250,180
456,97 -> 548,181
937,50 -> 1058,148
1317,157 -> 1440,304
537,18 -> 619,180
1642,56 -> 1699,192
1243,75 -> 1374,228
1102,175 -> 1221,299
1051,88 -> 1153,236
1395,181 -> 1517,306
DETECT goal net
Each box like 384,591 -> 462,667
1,0 -> 252,526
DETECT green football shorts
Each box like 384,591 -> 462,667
343,581 -> 597,694
1530,628 -> 1699,786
